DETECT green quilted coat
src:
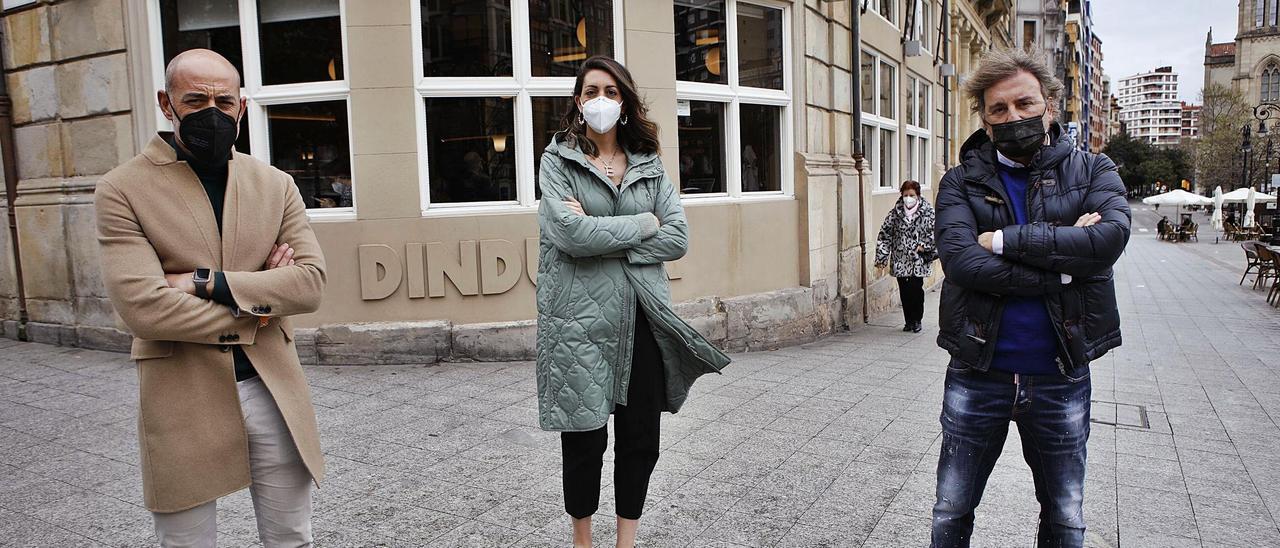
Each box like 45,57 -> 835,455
535,136 -> 732,432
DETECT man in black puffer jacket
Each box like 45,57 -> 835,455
929,49 -> 1131,548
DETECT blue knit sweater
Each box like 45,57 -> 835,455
992,165 -> 1060,375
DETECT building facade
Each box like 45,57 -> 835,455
1181,102 -> 1201,139
0,0 -> 990,360
1203,0 -> 1280,105
1086,31 -> 1104,152
1014,0 -> 1069,115
949,0 -> 1015,162
1062,0 -> 1097,150
1118,67 -> 1182,147
1204,29 -> 1236,92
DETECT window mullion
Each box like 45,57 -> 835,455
512,0 -> 532,85
247,99 -> 270,164
613,0 -> 627,64
726,0 -> 741,90
516,91 -> 536,207
725,1 -> 742,197
239,0 -> 263,94
727,99 -> 743,197
237,0 -> 265,161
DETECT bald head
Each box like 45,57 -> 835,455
158,49 -> 244,128
165,49 -> 240,94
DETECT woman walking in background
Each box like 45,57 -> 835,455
534,56 -> 731,548
875,180 -> 938,333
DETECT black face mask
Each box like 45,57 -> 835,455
170,101 -> 239,166
988,114 -> 1047,160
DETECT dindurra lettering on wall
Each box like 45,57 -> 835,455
357,239 -> 682,301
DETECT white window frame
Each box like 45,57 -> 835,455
869,0 -> 898,28
862,48 -> 898,194
1020,18 -> 1039,51
674,0 -> 794,200
410,0 -> 626,216
905,74 -> 930,188
145,0 -> 355,221
909,0 -> 930,54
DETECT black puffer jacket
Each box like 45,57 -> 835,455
935,125 -> 1131,377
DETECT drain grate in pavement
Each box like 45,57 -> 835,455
1089,400 -> 1149,429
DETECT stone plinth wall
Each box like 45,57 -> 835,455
0,0 -> 133,339
4,286 -> 859,365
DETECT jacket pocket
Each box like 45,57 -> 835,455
953,318 -> 987,369
1082,279 -> 1120,342
130,339 -> 174,361
547,259 -> 577,314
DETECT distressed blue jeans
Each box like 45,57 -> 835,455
930,366 -> 1091,548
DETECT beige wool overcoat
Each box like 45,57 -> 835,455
94,135 -> 326,513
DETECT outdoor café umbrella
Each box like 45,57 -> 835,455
1219,187 -> 1278,203
1212,186 -> 1224,231
1245,187 -> 1258,229
1142,189 -> 1213,217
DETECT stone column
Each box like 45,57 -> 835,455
3,0 -> 134,349
346,2 -> 421,221
624,0 -> 678,174
796,1 -> 846,334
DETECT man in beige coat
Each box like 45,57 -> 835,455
95,49 -> 326,547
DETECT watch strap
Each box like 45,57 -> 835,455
193,269 -> 211,299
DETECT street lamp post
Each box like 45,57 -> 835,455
1241,124 -> 1252,193
1266,139 -> 1276,194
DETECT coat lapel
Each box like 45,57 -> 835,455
222,157 -> 242,271
145,137 -> 223,269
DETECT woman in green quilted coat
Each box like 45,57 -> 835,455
535,56 -> 731,547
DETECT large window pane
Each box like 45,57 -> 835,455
265,101 -> 351,209
677,100 -> 726,194
675,0 -> 727,84
739,104 -> 781,192
879,128 -> 894,188
529,0 -> 613,77
905,77 -> 917,127
257,0 -> 344,85
860,51 -> 875,116
158,0 -> 244,76
906,134 -> 916,181
879,61 -> 895,120
861,124 -> 874,158
425,97 -> 517,203
879,0 -> 895,25
533,96 -> 576,199
918,136 -> 929,184
917,81 -> 929,128
422,0 -> 514,77
737,3 -> 783,90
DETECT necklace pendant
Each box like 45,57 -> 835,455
605,165 -> 613,177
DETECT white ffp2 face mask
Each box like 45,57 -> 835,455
903,196 -> 919,207
581,96 -> 622,134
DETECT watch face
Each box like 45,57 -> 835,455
195,268 -> 211,281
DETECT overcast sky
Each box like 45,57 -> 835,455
1092,0 -> 1240,103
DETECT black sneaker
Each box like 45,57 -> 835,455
902,324 -> 912,332
912,322 -> 923,333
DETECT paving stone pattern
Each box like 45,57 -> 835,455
2,203 -> 1279,547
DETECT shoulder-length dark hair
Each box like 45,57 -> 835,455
559,56 -> 660,157
899,180 -> 921,195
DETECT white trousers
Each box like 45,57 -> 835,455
151,377 -> 313,548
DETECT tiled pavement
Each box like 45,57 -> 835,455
3,202 -> 1280,547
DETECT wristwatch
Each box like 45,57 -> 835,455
193,268 -> 212,299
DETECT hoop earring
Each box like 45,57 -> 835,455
577,113 -> 585,125
620,114 -> 629,126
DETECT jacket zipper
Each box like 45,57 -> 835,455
1028,169 -> 1076,372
